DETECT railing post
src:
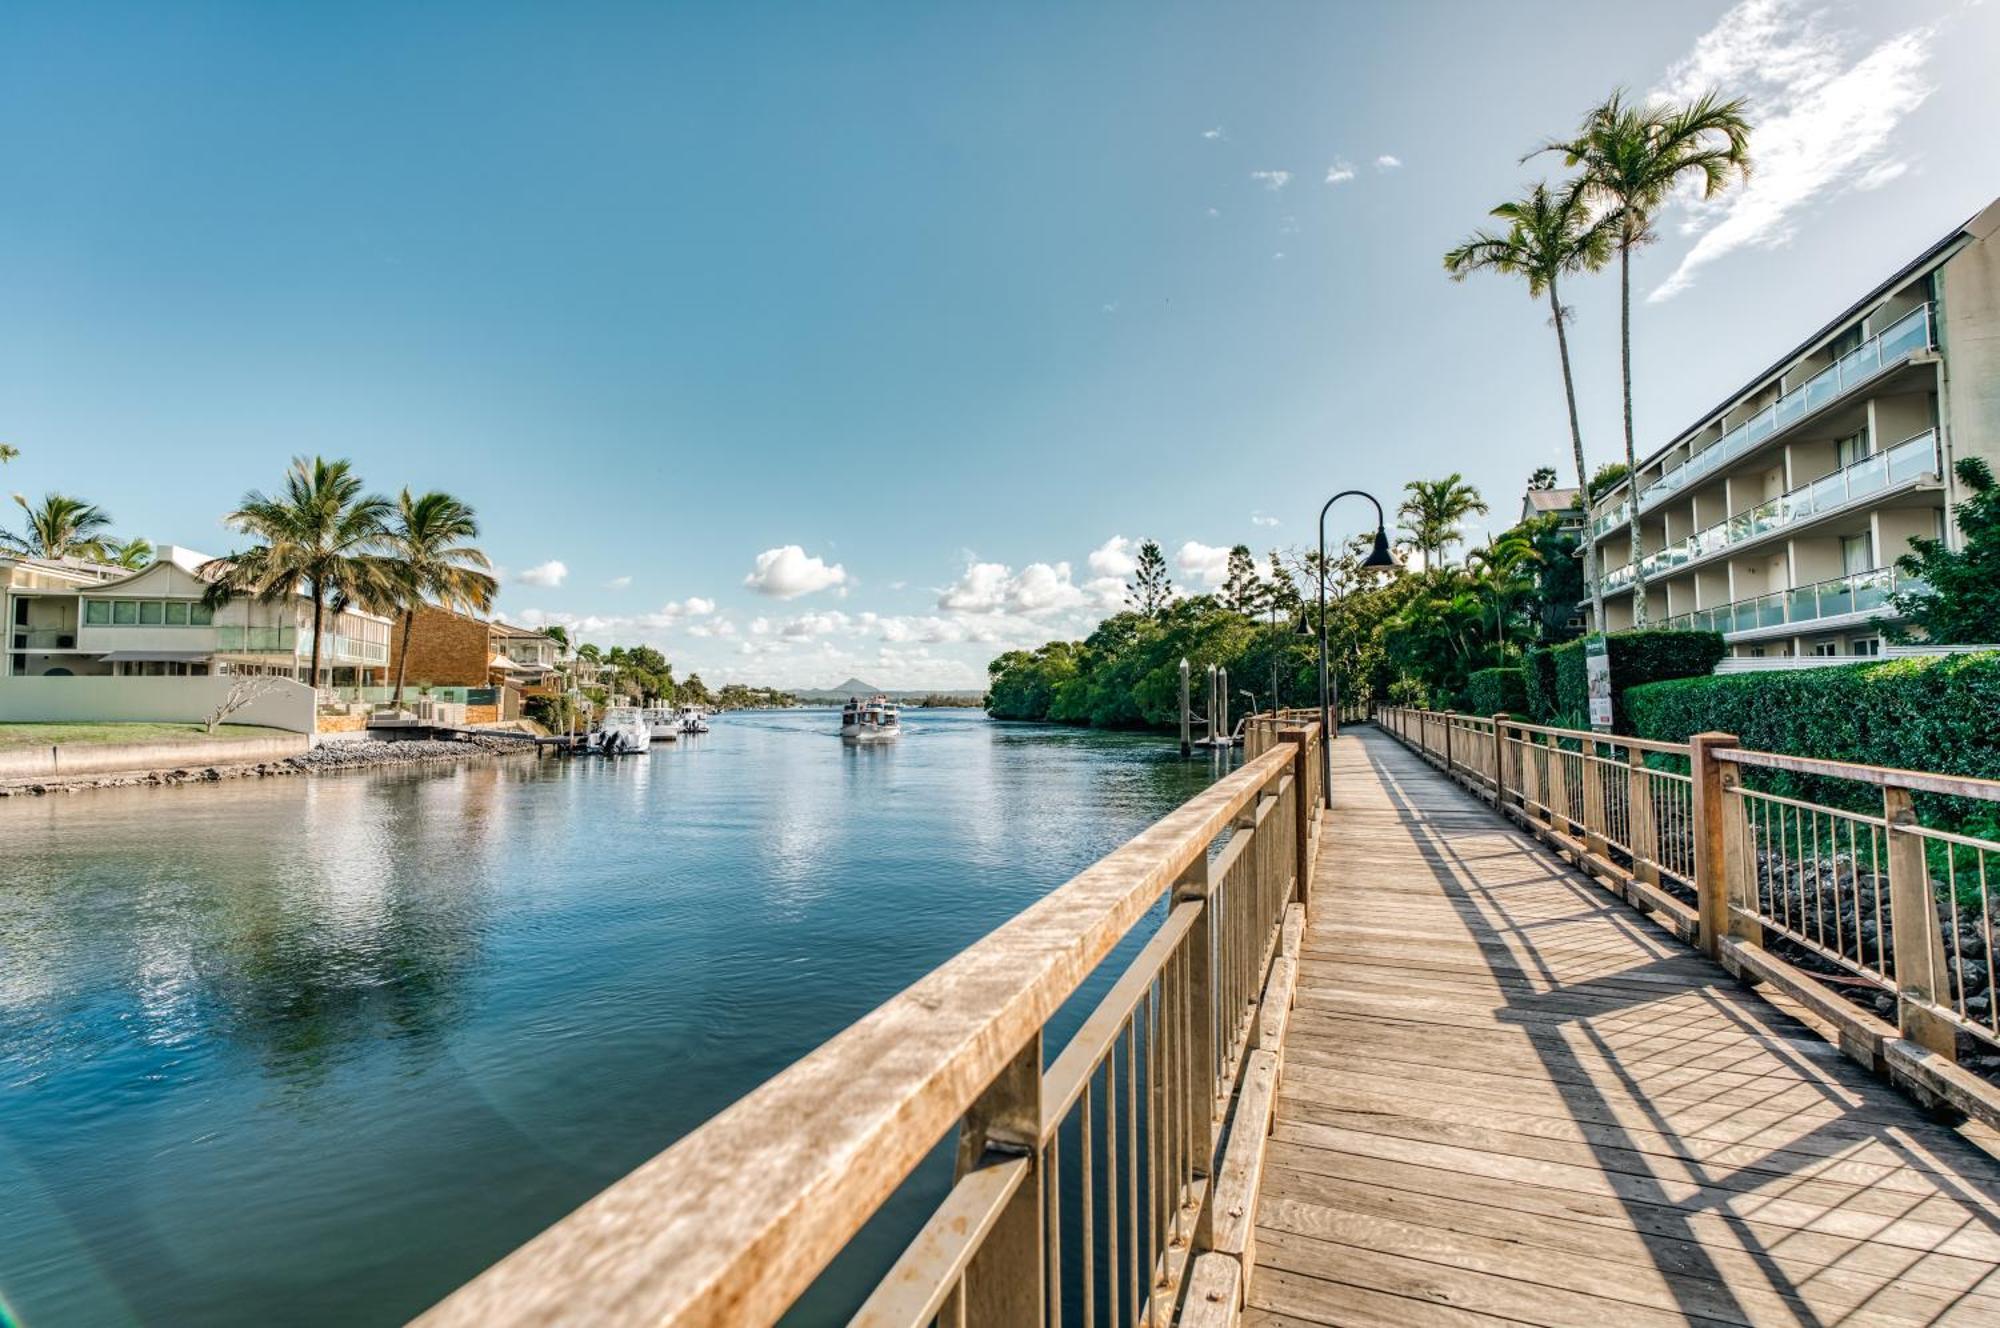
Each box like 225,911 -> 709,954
1173,852 -> 1221,1176
1546,736 -> 1570,834
1280,727 -> 1311,913
1628,746 -> 1660,887
954,1033 -> 1044,1326
1689,732 -> 1740,959
1490,715 -> 1509,809
1885,783 -> 1958,1059
1442,715 -> 1453,776
1581,739 -> 1610,860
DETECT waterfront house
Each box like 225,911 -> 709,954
3,545 -> 392,685
1583,194 -> 2000,658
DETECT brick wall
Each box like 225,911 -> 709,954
390,605 -> 492,687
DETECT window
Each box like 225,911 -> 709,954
164,602 -> 189,626
1835,431 -> 1868,468
1852,637 -> 1882,657
85,600 -> 110,625
1812,641 -> 1840,657
112,600 -> 137,625
190,603 -> 214,626
1840,533 -> 1872,575
137,601 -> 163,625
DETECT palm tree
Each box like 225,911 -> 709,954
203,457 -> 393,690
1398,475 -> 1488,570
377,490 -> 498,707
0,444 -> 18,465
106,537 -> 155,570
1544,89 -> 1751,627
1445,180 -> 1617,629
2,493 -> 116,561
1468,534 -> 1542,656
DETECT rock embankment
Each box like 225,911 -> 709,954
0,734 -> 539,797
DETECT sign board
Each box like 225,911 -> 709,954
1585,636 -> 1613,732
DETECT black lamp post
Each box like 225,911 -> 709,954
1317,491 -> 1395,808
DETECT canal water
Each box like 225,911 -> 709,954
0,710 -> 1234,1327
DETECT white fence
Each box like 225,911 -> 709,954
0,676 -> 318,734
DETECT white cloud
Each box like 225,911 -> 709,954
1251,512 -> 1281,528
1177,540 -> 1232,588
516,560 -> 568,588
1324,161 -> 1355,184
743,544 -> 849,599
1101,300 -> 1119,314
1374,154 -> 1401,170
1206,206 -> 1221,218
1648,0 -> 1935,302
936,560 -> 1087,615
1249,170 -> 1291,190
1087,536 -> 1138,578
605,575 -> 632,590
682,596 -> 716,616
1203,126 -> 1226,141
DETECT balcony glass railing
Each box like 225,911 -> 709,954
214,626 -> 299,653
1598,430 -> 1939,593
8,627 -> 81,650
1659,565 -> 1922,637
298,632 -> 390,665
1588,303 -> 1933,539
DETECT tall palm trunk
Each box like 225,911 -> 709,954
1548,279 -> 1604,631
1620,237 -> 1647,628
393,608 -> 415,707
309,581 -> 327,693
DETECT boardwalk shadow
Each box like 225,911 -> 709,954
1272,729 -> 2000,1325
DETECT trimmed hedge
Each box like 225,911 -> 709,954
1523,648 -> 1560,724
1530,629 -> 1726,731
1465,667 -> 1527,716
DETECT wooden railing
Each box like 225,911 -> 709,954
1376,705 -> 2000,1126
417,723 -> 1325,1327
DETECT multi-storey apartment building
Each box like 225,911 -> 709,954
2,545 -> 392,684
1585,195 -> 2000,657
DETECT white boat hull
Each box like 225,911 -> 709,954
840,721 -> 900,742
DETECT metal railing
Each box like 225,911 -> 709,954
1589,303 -> 1934,539
1657,565 -> 1924,638
1376,705 -> 2000,1075
418,723 -> 1325,1328
1601,430 -> 1940,594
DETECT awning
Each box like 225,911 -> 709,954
98,650 -> 214,663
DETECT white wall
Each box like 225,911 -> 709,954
0,676 -> 317,733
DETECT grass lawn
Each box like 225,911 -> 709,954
0,722 -> 286,751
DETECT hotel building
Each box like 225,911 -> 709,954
1585,195 -> 2000,657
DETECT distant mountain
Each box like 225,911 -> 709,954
790,678 -> 987,704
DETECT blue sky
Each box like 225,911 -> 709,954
3,0 -> 1996,688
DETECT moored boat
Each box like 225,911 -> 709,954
596,706 -> 651,755
642,706 -> 681,742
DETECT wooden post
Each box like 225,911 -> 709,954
1628,746 -> 1660,887
954,1033 -> 1044,1326
1581,740 -> 1610,860
1174,852 -> 1219,1176
1442,715 -> 1453,777
1490,714 -> 1509,809
1546,737 -> 1570,835
1689,732 -> 1739,959
1281,726 -> 1311,913
1885,784 -> 1958,1059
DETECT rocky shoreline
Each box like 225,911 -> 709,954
0,735 -> 541,798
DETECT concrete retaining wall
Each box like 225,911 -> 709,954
0,732 -> 310,780
0,676 -> 317,733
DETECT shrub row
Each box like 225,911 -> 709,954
1465,667 -> 1527,716
1523,629 -> 1726,730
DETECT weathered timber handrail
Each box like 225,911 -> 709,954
417,729 -> 1318,1328
1372,702 -> 2000,1129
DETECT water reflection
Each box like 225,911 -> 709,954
0,711 -> 1223,1326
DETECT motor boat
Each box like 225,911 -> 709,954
839,694 -> 900,743
641,706 -> 681,742
678,703 -> 711,735
596,706 -> 651,755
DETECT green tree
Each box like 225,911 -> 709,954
0,444 -> 18,465
541,624 -> 570,649
1528,465 -> 1558,491
1467,533 -> 1542,655
1519,513 -> 1586,644
380,490 -> 498,706
1445,180 -> 1617,629
106,537 -> 155,570
1221,544 -> 1259,612
1891,457 -> 2000,643
1,493 -> 117,561
1398,474 -> 1488,570
203,457 -> 393,689
1127,539 -> 1173,617
1587,461 -> 1629,502
1546,89 -> 1751,626
681,672 -> 713,706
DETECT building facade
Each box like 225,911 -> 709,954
3,546 -> 392,684
1585,195 -> 2000,657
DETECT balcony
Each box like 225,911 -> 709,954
8,628 -> 81,651
1599,429 -> 1939,594
1660,565 -> 1923,640
214,626 -> 299,653
298,631 -> 389,665
1590,303 -> 1934,541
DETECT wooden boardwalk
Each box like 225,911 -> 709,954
1247,726 -> 2000,1327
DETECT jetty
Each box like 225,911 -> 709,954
417,712 -> 2000,1326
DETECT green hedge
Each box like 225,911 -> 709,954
1523,648 -> 1560,723
1465,667 -> 1527,716
1533,629 -> 1726,731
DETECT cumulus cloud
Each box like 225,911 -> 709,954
1251,512 -> 1281,528
1324,161 -> 1355,184
1374,154 -> 1401,170
937,560 -> 1087,615
744,545 -> 848,599
1177,541 -> 1232,588
1202,126 -> 1226,141
605,574 -> 633,590
1249,170 -> 1291,190
1087,536 -> 1138,578
1648,0 -> 1935,302
516,560 -> 568,588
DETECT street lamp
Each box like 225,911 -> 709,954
1317,491 -> 1395,808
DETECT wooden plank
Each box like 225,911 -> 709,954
1255,958 -> 1294,1057
1209,1049 -> 1280,1271
1181,1253 -> 1243,1327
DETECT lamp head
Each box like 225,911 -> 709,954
1362,527 -> 1395,568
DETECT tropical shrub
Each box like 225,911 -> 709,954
1538,629 -> 1725,730
1466,667 -> 1527,715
